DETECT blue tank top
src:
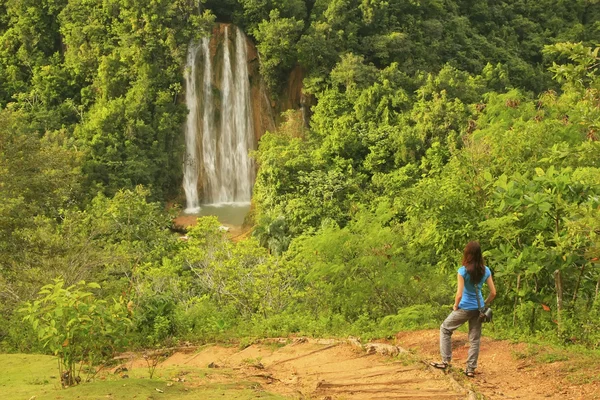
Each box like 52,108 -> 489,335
458,266 -> 491,310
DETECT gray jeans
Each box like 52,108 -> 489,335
440,309 -> 482,370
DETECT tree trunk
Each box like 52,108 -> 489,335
531,274 -> 539,333
554,269 -> 564,334
572,264 -> 585,303
513,273 -> 521,327
530,307 -> 536,333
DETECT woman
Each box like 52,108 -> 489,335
431,241 -> 496,377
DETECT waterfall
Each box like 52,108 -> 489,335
183,25 -> 256,212
183,43 -> 201,214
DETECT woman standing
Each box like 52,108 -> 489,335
431,241 -> 496,377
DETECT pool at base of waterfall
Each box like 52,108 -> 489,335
183,202 -> 251,226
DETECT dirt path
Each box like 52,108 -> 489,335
116,331 -> 600,400
227,339 -> 464,399
395,330 -> 600,400
121,338 -> 466,399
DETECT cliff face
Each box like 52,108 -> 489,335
278,65 -> 304,113
277,65 -> 311,127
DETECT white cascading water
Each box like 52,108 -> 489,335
183,43 -> 201,213
218,26 -> 235,202
200,36 -> 218,202
233,26 -> 255,201
183,26 -> 255,211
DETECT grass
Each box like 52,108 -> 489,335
511,343 -> 541,360
537,351 -> 570,364
506,340 -> 600,387
0,354 -> 287,400
390,349 -> 422,367
241,356 -> 263,367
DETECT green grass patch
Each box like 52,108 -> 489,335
0,354 -> 286,400
511,343 -> 541,360
537,351 -> 570,364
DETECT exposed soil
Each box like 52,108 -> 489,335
128,338 -> 464,400
114,331 -> 600,400
394,330 -> 600,400
173,214 -> 251,242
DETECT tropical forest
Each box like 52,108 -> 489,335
1,0 -> 600,399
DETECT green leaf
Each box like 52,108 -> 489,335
484,170 -> 492,182
538,202 -> 552,213
535,167 -> 545,177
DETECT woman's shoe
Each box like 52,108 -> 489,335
464,369 -> 475,378
430,361 -> 449,370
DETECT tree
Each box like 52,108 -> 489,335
254,10 -> 304,91
21,280 -> 130,387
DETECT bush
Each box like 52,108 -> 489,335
21,279 -> 131,387
379,305 -> 445,332
0,312 -> 42,353
173,296 -> 239,342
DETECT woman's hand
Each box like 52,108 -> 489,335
453,304 -> 459,311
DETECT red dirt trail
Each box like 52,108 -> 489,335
118,330 -> 600,399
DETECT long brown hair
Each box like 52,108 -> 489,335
462,241 -> 485,283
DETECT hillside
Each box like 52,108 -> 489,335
1,2 -> 600,397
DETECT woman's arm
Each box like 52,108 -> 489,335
454,273 -> 464,311
485,275 -> 496,305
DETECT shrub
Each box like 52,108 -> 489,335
173,296 -> 239,341
21,279 -> 131,387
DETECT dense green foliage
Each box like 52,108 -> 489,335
252,42 -> 600,345
2,0 -> 600,375
240,0 -> 600,93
